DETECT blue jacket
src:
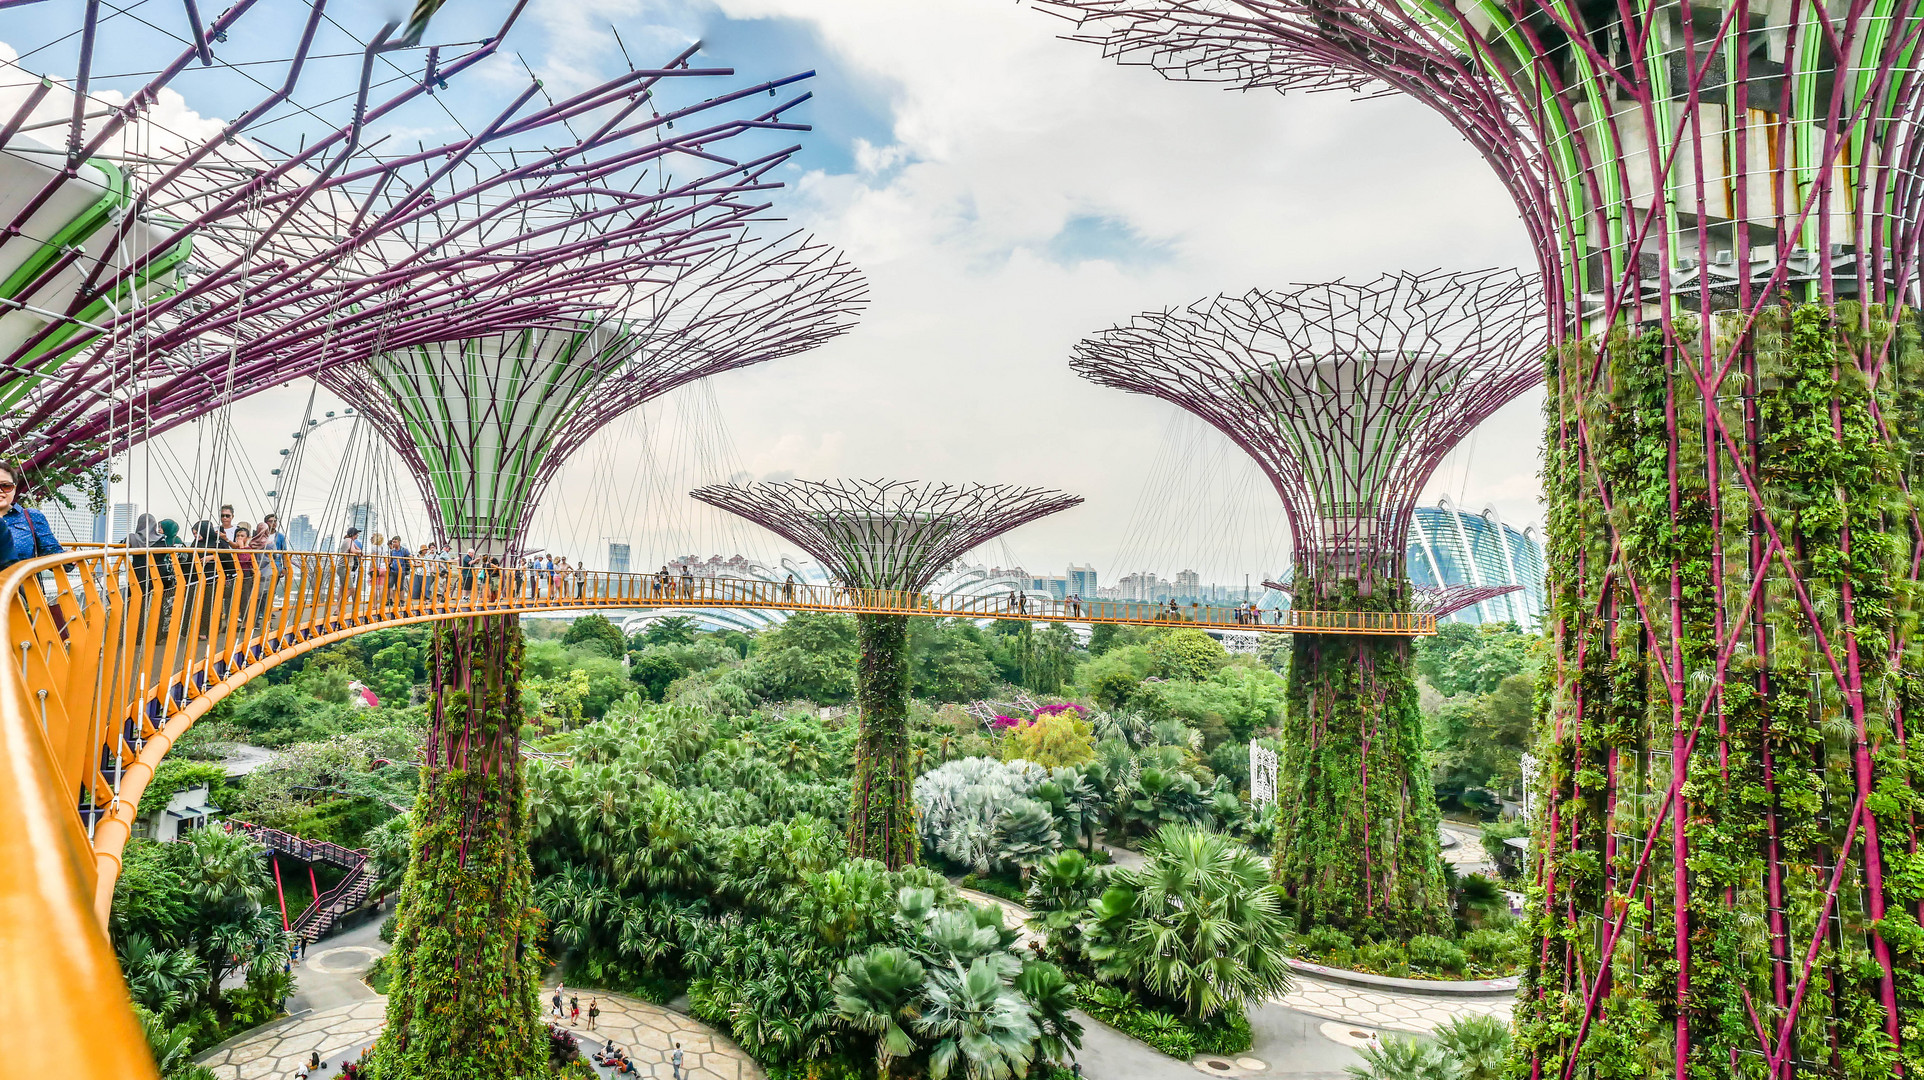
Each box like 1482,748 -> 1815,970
0,505 -> 64,572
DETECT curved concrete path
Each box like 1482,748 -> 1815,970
194,990 -> 760,1080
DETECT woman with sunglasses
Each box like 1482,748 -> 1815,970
0,461 -> 64,573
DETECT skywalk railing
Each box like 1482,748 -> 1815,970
0,544 -> 1432,1078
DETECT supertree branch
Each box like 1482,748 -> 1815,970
323,232 -> 866,550
1410,582 -> 1521,619
1071,269 -> 1540,595
1040,0 -> 1924,337
0,10 -> 823,472
690,479 -> 1085,592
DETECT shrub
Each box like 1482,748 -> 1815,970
1461,926 -> 1521,970
1192,1008 -> 1253,1055
1145,629 -> 1228,681
957,872 -> 1028,905
379,914 -> 397,944
1297,925 -> 1355,967
1356,940 -> 1410,977
546,1024 -> 581,1069
1406,934 -> 1468,976
1433,1014 -> 1512,1080
1345,1034 -> 1460,1080
1072,976 -> 1246,1060
1001,710 -> 1097,768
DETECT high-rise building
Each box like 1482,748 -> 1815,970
607,542 -> 631,574
346,502 -> 379,537
38,487 -> 98,545
1067,564 -> 1098,596
1029,574 -> 1069,600
1175,569 -> 1200,594
1406,497 -> 1546,627
286,515 -> 318,551
109,502 -> 138,542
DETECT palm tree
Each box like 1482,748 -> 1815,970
1024,849 -> 1103,964
119,934 -> 205,1017
1432,1015 -> 1510,1080
1014,961 -> 1083,1065
1346,1035 -> 1464,1080
832,946 -> 927,1073
915,956 -> 1039,1080
1090,825 -> 1293,1020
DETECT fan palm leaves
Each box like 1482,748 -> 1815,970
1014,961 -> 1083,1064
1096,825 -> 1294,1020
1024,849 -> 1104,963
135,1003 -> 198,1076
832,946 -> 927,1066
120,933 -> 206,1016
1346,1034 -> 1464,1080
916,956 -> 1040,1080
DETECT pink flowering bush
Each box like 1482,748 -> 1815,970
990,714 -> 1024,730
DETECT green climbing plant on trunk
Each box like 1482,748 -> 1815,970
1271,582 -> 1447,938
371,614 -> 547,1079
850,612 -> 916,869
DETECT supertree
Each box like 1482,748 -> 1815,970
321,214 -> 857,1080
1072,271 -> 1539,935
1042,0 -> 1924,1073
330,208 -> 854,1080
0,2 -> 818,500
691,479 -> 1084,867
324,232 -> 865,552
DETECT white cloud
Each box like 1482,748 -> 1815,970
66,0 -> 1548,583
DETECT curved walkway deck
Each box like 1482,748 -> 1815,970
0,546 -> 1434,1078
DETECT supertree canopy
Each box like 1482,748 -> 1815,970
692,479 -> 1084,867
0,1 -> 822,491
1073,270 -> 1539,938
1072,271 -> 1540,598
1045,0 -> 1924,1074
324,232 -> 866,551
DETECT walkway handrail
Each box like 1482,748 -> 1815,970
233,820 -> 364,870
0,544 -> 1435,1077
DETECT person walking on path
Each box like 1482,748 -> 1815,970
551,985 -> 564,1018
569,994 -> 580,1027
586,998 -> 598,1032
671,1043 -> 684,1080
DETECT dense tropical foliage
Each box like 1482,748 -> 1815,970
127,604 -> 1547,1077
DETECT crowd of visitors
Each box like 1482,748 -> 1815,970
0,462 -> 1297,634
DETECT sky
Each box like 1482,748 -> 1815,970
3,0 -> 1544,585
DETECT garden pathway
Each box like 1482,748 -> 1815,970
194,984 -> 757,1079
1275,972 -> 1513,1035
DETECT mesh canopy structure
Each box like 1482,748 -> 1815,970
0,2 -> 827,474
690,479 -> 1085,592
1040,0 -> 1924,335
1071,270 -> 1540,595
326,234 -> 865,549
